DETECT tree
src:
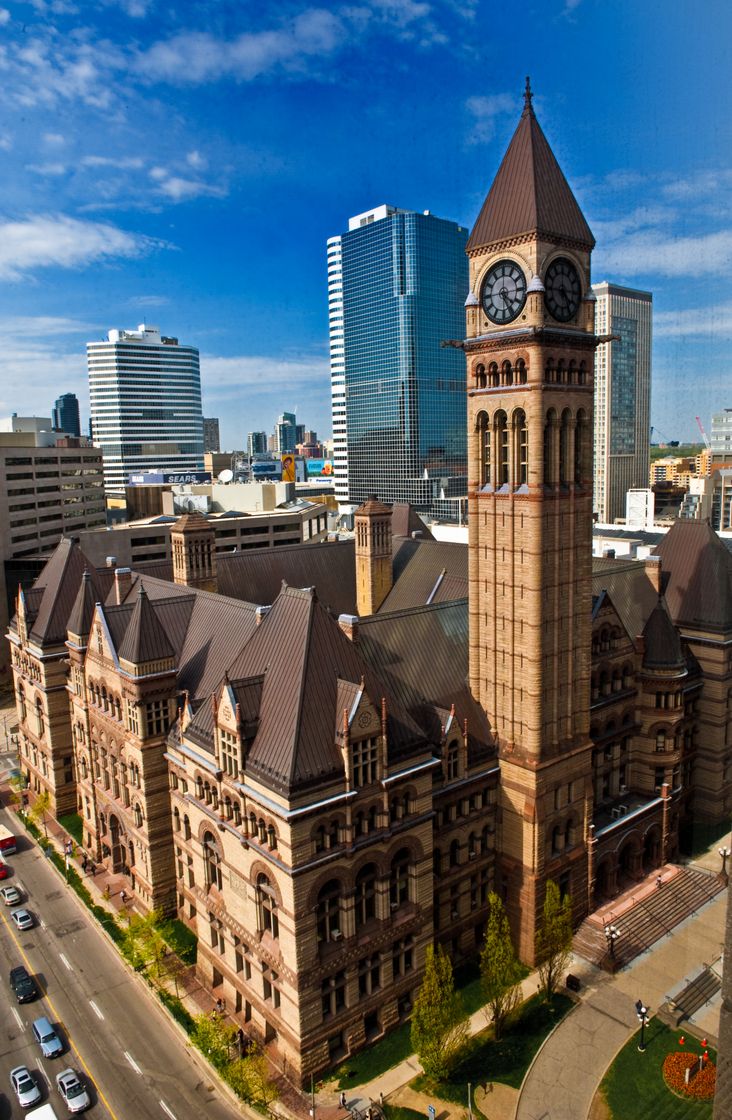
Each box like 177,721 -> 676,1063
8,774 -> 26,812
411,944 -> 468,1081
190,1012 -> 237,1070
28,790 -> 50,838
536,880 -> 572,1001
480,892 -> 523,1040
121,910 -> 162,972
225,1045 -> 279,1105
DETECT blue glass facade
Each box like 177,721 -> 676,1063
341,210 -> 468,517
609,316 -> 638,454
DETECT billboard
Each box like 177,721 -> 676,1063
251,460 -> 282,480
172,493 -> 210,515
305,458 -> 334,478
128,470 -> 212,485
281,454 -> 296,483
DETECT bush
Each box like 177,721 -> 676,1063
157,917 -> 198,964
157,988 -> 195,1032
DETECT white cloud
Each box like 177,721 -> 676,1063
202,353 -> 330,396
149,166 -> 226,202
0,134 -> 11,151
465,92 -> 516,144
654,301 -> 732,339
0,214 -> 167,280
27,162 -> 67,176
42,131 -> 65,145
128,295 -> 170,308
598,229 -> 732,279
81,154 -> 145,170
0,316 -> 92,418
0,9 -> 10,24
186,150 -> 206,170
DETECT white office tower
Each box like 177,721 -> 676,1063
327,235 -> 348,504
593,283 -> 652,524
88,324 -> 204,492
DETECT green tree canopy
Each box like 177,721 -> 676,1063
411,943 -> 468,1081
536,880 -> 572,1001
480,891 -> 523,1040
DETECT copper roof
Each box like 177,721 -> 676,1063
355,496 -> 392,517
642,597 -> 686,672
591,557 -> 657,641
67,570 -> 96,641
654,520 -> 732,632
172,511 -> 212,534
467,93 -> 594,253
382,538 -> 468,612
117,586 -> 175,664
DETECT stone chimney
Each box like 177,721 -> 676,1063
644,555 -> 663,595
255,605 -> 272,627
113,567 -> 132,605
338,614 -> 359,642
171,511 -> 218,593
354,496 -> 393,617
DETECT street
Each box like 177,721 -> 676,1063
0,807 -> 241,1120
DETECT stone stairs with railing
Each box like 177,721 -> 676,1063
573,866 -> 725,971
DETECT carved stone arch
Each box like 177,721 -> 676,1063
512,406 -> 528,487
501,358 -> 513,386
494,409 -> 509,486
307,869 -> 346,911
250,858 -> 282,898
476,410 -> 491,487
578,359 -> 588,385
515,356 -> 527,384
384,834 -> 424,866
488,361 -> 500,387
475,362 -> 486,388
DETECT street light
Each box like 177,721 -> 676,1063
604,923 -> 621,960
719,846 -> 730,879
635,999 -> 649,1052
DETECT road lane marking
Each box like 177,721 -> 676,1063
160,1102 -> 177,1120
40,919 -> 47,930
125,1051 -> 142,1075
38,1060 -> 51,1088
11,1007 -> 24,1030
59,952 -> 73,971
89,1000 -> 104,1020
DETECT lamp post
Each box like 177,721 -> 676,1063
635,999 -> 649,1052
604,923 -> 620,961
719,845 -> 730,881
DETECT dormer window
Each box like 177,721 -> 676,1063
446,741 -> 459,781
351,736 -> 378,787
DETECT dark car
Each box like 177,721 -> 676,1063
9,965 -> 37,1003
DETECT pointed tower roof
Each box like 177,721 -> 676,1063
654,520 -> 732,632
67,569 -> 97,644
642,596 -> 686,673
118,584 -> 175,666
467,78 -> 594,253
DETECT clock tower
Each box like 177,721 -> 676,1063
466,81 -> 596,961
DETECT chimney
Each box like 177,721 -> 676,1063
338,613 -> 359,642
106,555 -> 117,568
113,567 -> 132,605
255,605 -> 272,627
644,555 -> 663,594
602,548 -> 615,559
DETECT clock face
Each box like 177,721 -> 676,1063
481,260 -> 527,324
544,258 -> 581,322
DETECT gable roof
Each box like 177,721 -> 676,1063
467,92 -> 594,253
591,556 -> 658,642
21,539 -> 111,647
67,569 -> 97,642
642,596 -> 686,672
118,585 -> 175,665
382,538 -> 468,612
653,520 -> 732,632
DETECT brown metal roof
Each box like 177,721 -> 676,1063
117,586 -> 175,665
467,97 -> 594,253
653,520 -> 732,632
381,539 -> 468,612
642,596 -> 686,671
216,540 -> 358,617
67,569 -> 97,641
391,502 -> 434,540
28,539 -> 110,647
591,557 -> 657,641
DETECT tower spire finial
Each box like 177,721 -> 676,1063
524,75 -> 533,113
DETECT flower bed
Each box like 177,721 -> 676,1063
662,1051 -> 716,1100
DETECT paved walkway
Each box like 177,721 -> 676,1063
516,869 -> 729,1120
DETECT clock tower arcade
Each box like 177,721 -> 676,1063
465,82 -> 597,961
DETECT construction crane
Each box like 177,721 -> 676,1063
650,425 -> 677,447
695,416 -> 711,449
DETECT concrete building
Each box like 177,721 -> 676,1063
0,430 -> 105,665
711,408 -> 732,462
329,204 -> 469,520
88,324 -> 204,493
593,283 -> 652,524
203,418 -> 220,454
52,393 -> 81,437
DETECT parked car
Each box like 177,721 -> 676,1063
11,908 -> 34,931
55,1069 -> 90,1114
32,1016 -> 64,1058
9,964 -> 37,1003
0,862 -> 10,880
0,885 -> 21,906
10,1065 -> 42,1109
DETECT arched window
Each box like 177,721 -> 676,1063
578,360 -> 587,385
477,411 -> 490,487
203,831 -> 222,889
232,801 -> 241,826
656,730 -> 666,752
257,873 -> 278,937
545,358 -> 556,384
544,409 -> 557,487
575,408 -> 590,485
502,359 -> 513,386
468,832 -> 478,858
80,756 -> 88,780
513,408 -> 528,486
183,814 -> 191,840
446,742 -> 459,781
496,411 -> 509,486
449,839 -> 460,867
267,824 -> 277,850
564,819 -> 573,848
355,863 -> 378,923
173,806 -> 180,832
35,697 -> 44,737
551,825 -> 562,855
133,802 -> 143,829
559,409 -> 572,486
390,849 -> 411,908
516,357 -> 527,385
316,879 -> 342,942
489,362 -> 500,388
475,363 -> 486,388
17,686 -> 26,724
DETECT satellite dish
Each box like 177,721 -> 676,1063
218,469 -> 234,483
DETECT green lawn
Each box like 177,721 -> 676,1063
600,1022 -> 716,1120
412,992 -> 574,1096
383,1107 -> 424,1120
58,812 -> 84,846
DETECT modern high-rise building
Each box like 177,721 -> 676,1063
203,417 -> 220,453
275,412 -> 297,454
592,283 -> 652,524
247,431 -> 267,456
52,393 -> 81,437
328,205 -> 469,518
711,408 -> 732,462
87,324 -> 204,492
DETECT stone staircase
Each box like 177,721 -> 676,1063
573,866 -> 725,970
658,965 -> 722,1028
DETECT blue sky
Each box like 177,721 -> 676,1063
0,0 -> 729,450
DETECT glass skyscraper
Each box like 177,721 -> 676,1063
329,205 -> 469,519
52,392 -> 81,437
593,283 -> 652,524
88,324 -> 204,492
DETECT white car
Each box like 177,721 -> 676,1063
0,885 -> 21,906
10,1064 -> 42,1108
11,908 -> 34,930
56,1068 -> 91,1113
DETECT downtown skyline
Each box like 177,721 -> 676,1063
0,0 -> 730,450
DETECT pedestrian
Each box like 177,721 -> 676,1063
89,861 -> 96,875
216,997 -> 225,1014
656,875 -> 662,889
81,855 -> 88,872
120,889 -> 128,904
379,1094 -> 384,1108
339,1093 -> 347,1110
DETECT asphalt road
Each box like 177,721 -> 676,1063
0,814 -> 240,1120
